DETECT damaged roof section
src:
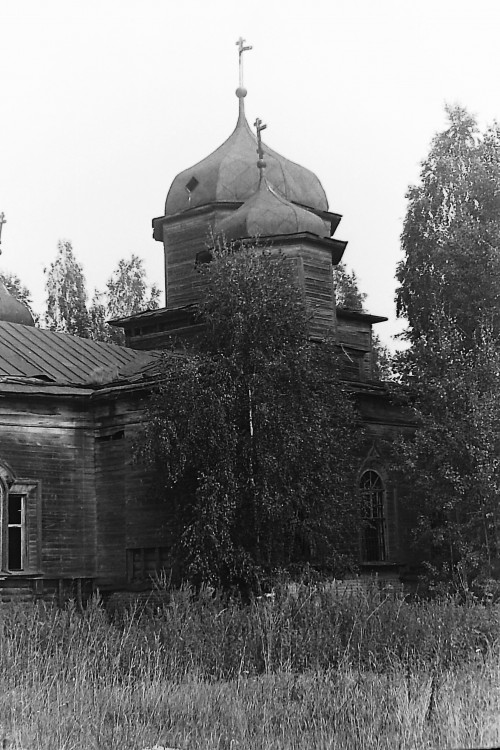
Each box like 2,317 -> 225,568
0,321 -> 157,387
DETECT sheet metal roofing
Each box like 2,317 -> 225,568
164,97 -> 328,217
0,321 -> 155,386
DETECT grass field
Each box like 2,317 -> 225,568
0,584 -> 499,750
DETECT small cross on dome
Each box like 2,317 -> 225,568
0,212 -> 6,254
254,118 -> 267,170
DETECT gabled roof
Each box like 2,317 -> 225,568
0,321 -> 155,387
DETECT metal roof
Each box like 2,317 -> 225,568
163,100 -> 328,218
0,321 -> 155,386
0,282 -> 35,326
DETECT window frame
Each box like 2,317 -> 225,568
359,468 -> 387,563
0,473 -> 41,575
7,492 -> 26,571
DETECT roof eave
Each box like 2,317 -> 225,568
336,308 -> 388,324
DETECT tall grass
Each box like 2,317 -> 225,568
110,582 -> 500,676
0,585 -> 499,749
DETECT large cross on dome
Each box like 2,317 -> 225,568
236,37 -> 252,88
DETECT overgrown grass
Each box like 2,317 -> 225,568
0,584 -> 499,749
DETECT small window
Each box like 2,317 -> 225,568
7,494 -> 25,570
0,478 -> 41,574
185,176 -> 199,194
360,470 -> 386,562
195,249 -> 213,265
96,430 -> 125,443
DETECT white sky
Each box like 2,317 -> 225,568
2,0 -> 500,349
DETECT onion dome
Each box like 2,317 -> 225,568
165,92 -> 328,217
0,281 -> 35,326
216,172 -> 329,243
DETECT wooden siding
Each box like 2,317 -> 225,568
163,208 -> 233,309
0,332 -> 418,591
162,211 -> 339,342
93,390 -> 165,586
8,479 -> 41,574
355,392 -> 418,567
0,382 -> 170,588
302,248 -> 337,339
337,316 -> 373,379
0,397 -> 96,578
268,242 -> 337,340
94,433 -> 127,584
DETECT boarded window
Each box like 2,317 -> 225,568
127,547 -> 169,583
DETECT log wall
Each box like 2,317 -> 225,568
162,207 -> 233,309
0,385 -> 165,588
356,390 -> 418,568
162,212 -> 339,341
0,394 -> 96,577
92,387 -> 164,587
337,315 -> 373,380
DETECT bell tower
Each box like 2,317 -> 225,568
113,40 -> 386,382
150,40 -> 346,338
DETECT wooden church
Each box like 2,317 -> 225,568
0,50 -> 416,602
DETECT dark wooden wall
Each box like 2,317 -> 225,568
0,384 -> 166,588
356,390 -> 418,569
0,391 -> 96,578
162,211 -> 339,345
162,207 -> 233,309
337,315 -> 374,380
0,373 -> 418,590
92,386 -> 165,587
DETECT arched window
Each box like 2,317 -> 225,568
360,470 -> 386,562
